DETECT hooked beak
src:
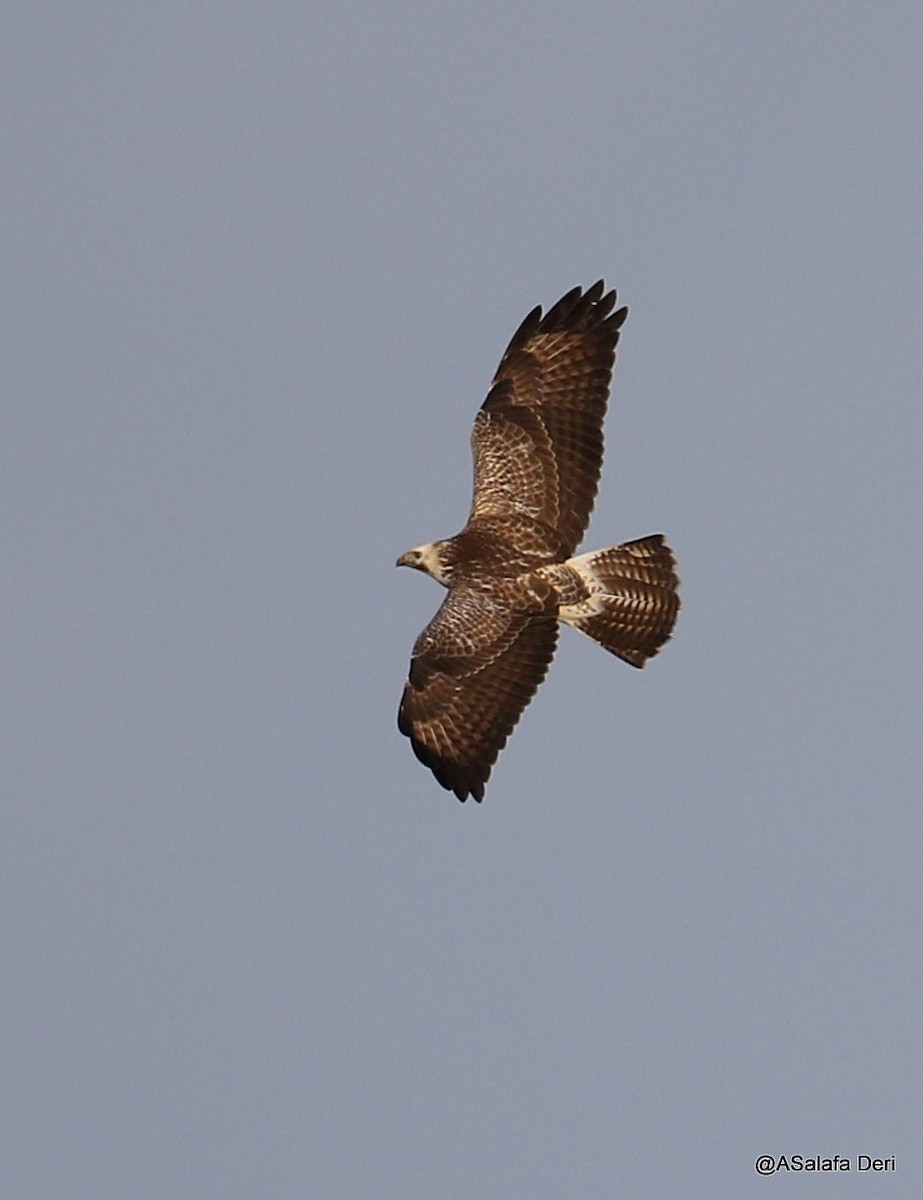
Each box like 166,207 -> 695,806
396,551 -> 414,569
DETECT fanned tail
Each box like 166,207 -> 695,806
544,535 -> 681,667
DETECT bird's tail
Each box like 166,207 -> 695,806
543,535 -> 680,667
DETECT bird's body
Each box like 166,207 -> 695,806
397,282 -> 680,802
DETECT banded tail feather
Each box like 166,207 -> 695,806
543,535 -> 681,668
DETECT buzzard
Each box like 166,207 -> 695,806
397,282 -> 680,802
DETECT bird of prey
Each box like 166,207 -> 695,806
397,282 -> 680,802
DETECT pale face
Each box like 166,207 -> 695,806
396,542 -> 452,585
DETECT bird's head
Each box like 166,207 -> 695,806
396,541 -> 453,586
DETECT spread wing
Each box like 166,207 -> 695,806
398,581 -> 558,802
467,281 -> 628,561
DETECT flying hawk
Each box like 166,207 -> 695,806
397,282 -> 680,802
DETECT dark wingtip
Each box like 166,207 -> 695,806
500,282 -> 623,361
404,728 -> 489,804
537,282 -> 622,336
504,304 -> 544,356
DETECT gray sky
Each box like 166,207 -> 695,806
6,3 -> 922,1197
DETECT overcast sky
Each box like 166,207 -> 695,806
6,3 -> 922,1197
